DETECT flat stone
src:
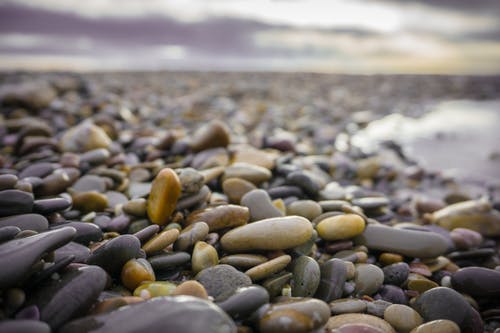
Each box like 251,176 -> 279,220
262,272 -> 293,298
223,162 -> 272,185
142,228 -> 179,255
147,168 -> 181,225
71,175 -> 107,193
330,298 -> 367,314
72,191 -> 108,213
0,227 -> 76,289
0,226 -> 20,242
451,267 -> 500,297
60,296 -> 237,333
50,221 -> 102,245
219,254 -> 268,269
221,216 -> 313,252
0,320 -> 51,333
0,189 -> 34,217
195,264 -> 252,301
245,255 -> 291,281
354,224 -> 449,258
287,200 -> 322,221
377,284 -> 407,304
259,309 -> 313,333
0,214 -> 48,232
33,198 -> 71,215
241,189 -> 284,221
185,204 -> 249,232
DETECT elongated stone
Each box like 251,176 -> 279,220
86,235 -> 141,276
291,255 -> 320,297
217,285 -> 269,320
220,216 -> 313,252
0,320 -> 50,333
60,296 -> 237,333
147,168 -> 181,226
185,204 -> 249,232
316,214 -> 365,241
325,313 -> 396,333
0,189 -> 34,217
245,255 -> 291,281
0,227 -> 76,289
314,258 -> 347,302
220,254 -> 268,269
50,221 -> 103,245
354,224 -> 448,258
142,228 -> 179,255
223,162 -> 272,185
28,265 -> 107,329
0,214 -> 48,232
451,267 -> 500,296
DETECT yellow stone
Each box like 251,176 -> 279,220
222,178 -> 257,204
191,241 -> 219,274
245,255 -> 291,281
147,168 -> 181,225
142,228 -> 179,255
316,214 -> 365,241
72,191 -> 108,213
379,253 -> 404,265
172,280 -> 208,299
133,281 -> 177,299
121,259 -> 155,291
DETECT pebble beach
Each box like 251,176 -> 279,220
0,71 -> 499,333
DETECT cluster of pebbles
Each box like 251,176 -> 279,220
0,72 -> 499,333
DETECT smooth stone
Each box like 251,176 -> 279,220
28,265 -> 107,329
51,221 -> 103,245
18,162 -> 55,179
0,320 -> 51,333
241,189 -> 284,221
60,121 -> 112,153
384,304 -> 423,333
176,168 -> 204,194
0,214 -> 48,231
451,267 -> 500,296
123,198 -> 147,217
148,252 -> 191,270
223,162 -> 272,185
195,264 -> 252,301
259,308 -> 313,333
317,214 -> 365,241
172,280 -> 208,299
354,224 -> 448,258
379,253 -> 404,265
315,258 -> 347,302
106,191 -> 128,209
406,273 -> 439,293
333,323 -> 385,333
142,228 -> 179,255
245,254 -> 291,281
366,299 -> 392,317
72,191 -> 108,213
354,264 -> 384,296
0,174 -> 18,190
185,204 -> 249,232
222,178 -> 257,204
264,297 -> 330,330
232,147 -> 276,169
121,258 -> 155,290
287,200 -> 322,221
220,254 -> 268,269
430,199 -> 500,236
330,298 -> 367,314
291,255 -> 320,297
409,319 -> 461,333
0,189 -> 33,217
33,198 -> 71,215
86,235 -> 141,276
262,271 -> 293,298
54,241 -> 91,263
132,224 -> 159,244
192,241 -> 219,274
286,170 -> 321,197
190,120 -> 230,152
450,228 -> 483,250
176,185 -> 211,210
79,148 -> 110,165
325,313 -> 396,333
60,296 -> 237,333
217,285 -> 269,320
71,175 -> 107,193
174,222 -> 209,251
0,227 -> 76,289
147,168 -> 181,225
351,197 -> 389,210
383,262 -> 410,286
127,182 -> 151,199
220,216 -> 313,252
133,281 -> 177,298
412,287 -> 478,331
268,185 -> 304,199
191,149 -> 228,170
0,226 -> 20,242
36,168 -> 80,196
377,284 -> 407,304
91,296 -> 144,315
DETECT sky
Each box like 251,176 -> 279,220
0,0 -> 499,74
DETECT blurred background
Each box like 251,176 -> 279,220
1,0 -> 500,74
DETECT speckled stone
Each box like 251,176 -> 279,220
195,264 -> 252,301
0,214 -> 48,232
220,216 -> 313,252
291,255 -> 320,297
223,162 -> 272,185
142,228 -> 179,255
383,262 -> 410,286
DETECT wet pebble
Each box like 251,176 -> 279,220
245,254 -> 291,281
195,264 -> 252,301
290,255 -> 320,297
86,235 -> 141,276
241,189 -> 283,221
0,189 -> 34,217
147,168 -> 181,225
186,204 -> 249,232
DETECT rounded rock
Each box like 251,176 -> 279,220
147,168 -> 181,226
354,264 -> 384,296
121,258 -> 155,291
185,204 -> 249,232
451,267 -> 500,297
174,222 -> 209,251
142,228 -> 179,255
195,264 -> 252,301
192,241 -> 219,274
291,255 -> 320,297
241,189 -> 284,221
409,320 -> 460,333
245,254 -> 291,281
317,214 -> 365,241
325,313 -> 396,333
222,177 -> 257,204
172,280 -> 208,299
384,304 -> 423,333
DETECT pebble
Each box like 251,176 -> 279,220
316,214 -> 365,241
195,264 -> 252,301
0,190 -> 34,217
355,224 -> 449,258
192,241 -> 219,274
0,226 -> 21,243
33,197 -> 71,215
0,227 -> 76,289
72,191 -> 108,213
185,204 -> 249,232
219,254 -> 268,269
60,296 -> 237,333
147,168 -> 181,225
451,267 -> 500,296
262,271 -> 293,298
222,178 -> 257,204
314,258 -> 347,302
325,313 -> 396,333
171,280 -> 208,299
0,214 -> 48,231
330,298 -> 367,314
377,284 -> 407,304
217,285 -> 269,320
51,221 -> 103,245
245,254 -> 291,281
259,308 -> 314,333
220,216 -> 313,251
287,200 -> 322,221
133,281 -> 176,298
450,227 -> 483,250
148,252 -> 191,270
121,258 -> 155,290
142,228 -> 179,255
384,304 -> 423,333
60,121 -> 112,153
241,189 -> 284,221
175,168 -> 205,194
71,175 -> 107,193
0,320 -> 51,333
86,235 -> 141,276
190,120 -> 230,152
223,162 -> 272,185
409,319 -> 461,333
174,221 -> 209,251
290,255 -> 320,297
354,264 -> 384,296
36,168 -> 80,196
0,174 -> 18,190
383,262 -> 410,286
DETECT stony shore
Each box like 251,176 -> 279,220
0,71 -> 499,333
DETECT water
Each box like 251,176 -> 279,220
352,100 -> 500,184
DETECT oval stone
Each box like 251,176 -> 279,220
219,254 -> 268,269
241,189 -> 283,221
142,228 -> 179,255
259,309 -> 313,333
190,120 -> 230,152
147,168 -> 181,226
245,254 -> 291,281
0,214 -> 48,232
86,235 -> 141,276
409,320 -> 460,333
0,189 -> 34,217
174,222 -> 209,251
217,285 -> 269,320
192,241 -> 219,274
222,178 -> 257,204
451,267 -> 500,296
354,224 -> 448,258
0,320 -> 51,333
317,214 -> 365,241
265,297 -> 330,331
185,204 -> 249,232
384,304 -> 423,333
325,313 -> 396,333
314,258 -> 347,302
121,258 -> 155,290
220,216 -> 313,252
195,264 -> 252,301
223,162 -> 272,185
354,264 -> 384,296
172,280 -> 208,299
291,255 -> 320,297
